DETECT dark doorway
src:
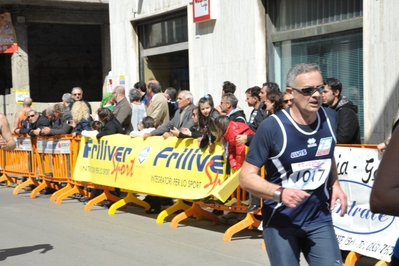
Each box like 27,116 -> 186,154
0,54 -> 12,95
28,23 -> 102,102
144,50 -> 189,91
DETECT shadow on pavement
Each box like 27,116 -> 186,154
0,244 -> 54,261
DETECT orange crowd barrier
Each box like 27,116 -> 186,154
1,135 -> 40,195
30,135 -> 74,198
344,251 -> 389,266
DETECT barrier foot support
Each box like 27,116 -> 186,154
108,192 -> 150,215
156,199 -> 191,224
84,188 -> 120,212
13,177 -> 39,195
50,183 -> 73,202
56,185 -> 85,204
0,175 -> 19,186
223,212 -> 261,242
344,251 -> 362,266
170,202 -> 220,228
30,181 -> 48,199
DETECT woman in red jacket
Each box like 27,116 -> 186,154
214,116 -> 255,171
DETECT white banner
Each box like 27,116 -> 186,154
37,139 -> 70,154
14,137 -> 31,151
332,146 -> 398,261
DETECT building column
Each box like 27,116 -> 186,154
11,18 -> 30,93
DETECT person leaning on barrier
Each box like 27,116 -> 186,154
170,106 -> 201,139
239,63 -> 348,266
41,103 -> 73,136
19,110 -> 50,137
370,121 -> 399,266
143,90 -> 195,139
96,107 -> 124,138
43,106 -> 60,129
0,113 -> 16,151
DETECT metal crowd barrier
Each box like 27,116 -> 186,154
0,135 -> 39,196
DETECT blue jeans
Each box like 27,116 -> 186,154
263,221 -> 342,266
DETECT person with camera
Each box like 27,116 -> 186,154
68,101 -> 93,137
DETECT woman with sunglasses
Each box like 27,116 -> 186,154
282,92 -> 294,109
265,91 -> 284,115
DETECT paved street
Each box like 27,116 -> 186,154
0,185 -> 275,266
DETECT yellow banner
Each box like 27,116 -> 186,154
73,135 -> 236,200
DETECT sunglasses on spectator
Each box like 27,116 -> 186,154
283,99 -> 292,104
28,114 -> 36,118
291,85 -> 324,96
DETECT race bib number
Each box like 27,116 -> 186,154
282,159 -> 331,190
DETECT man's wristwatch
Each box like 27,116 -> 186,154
273,187 -> 284,203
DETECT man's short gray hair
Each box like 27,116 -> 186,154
286,63 -> 321,88
62,93 -> 74,103
223,93 -> 238,108
128,88 -> 142,102
148,82 -> 162,94
179,90 -> 194,105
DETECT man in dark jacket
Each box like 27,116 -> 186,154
15,110 -> 50,137
41,103 -> 73,135
249,82 -> 280,132
322,77 -> 361,144
220,93 -> 246,123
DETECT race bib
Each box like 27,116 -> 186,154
282,159 -> 331,190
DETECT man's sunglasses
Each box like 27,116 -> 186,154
28,114 -> 36,118
291,85 -> 324,96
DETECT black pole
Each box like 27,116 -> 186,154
3,88 -> 9,115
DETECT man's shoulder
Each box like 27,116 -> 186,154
229,109 -> 246,122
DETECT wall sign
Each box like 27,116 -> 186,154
193,0 -> 217,23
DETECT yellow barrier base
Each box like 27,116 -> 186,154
223,212 -> 261,242
155,199 -> 192,224
108,191 -> 151,215
84,188 -> 120,212
169,202 -> 220,227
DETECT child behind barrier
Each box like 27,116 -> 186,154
197,94 -> 220,152
129,116 -> 156,137
81,120 -> 102,137
170,106 -> 201,138
214,116 -> 255,171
